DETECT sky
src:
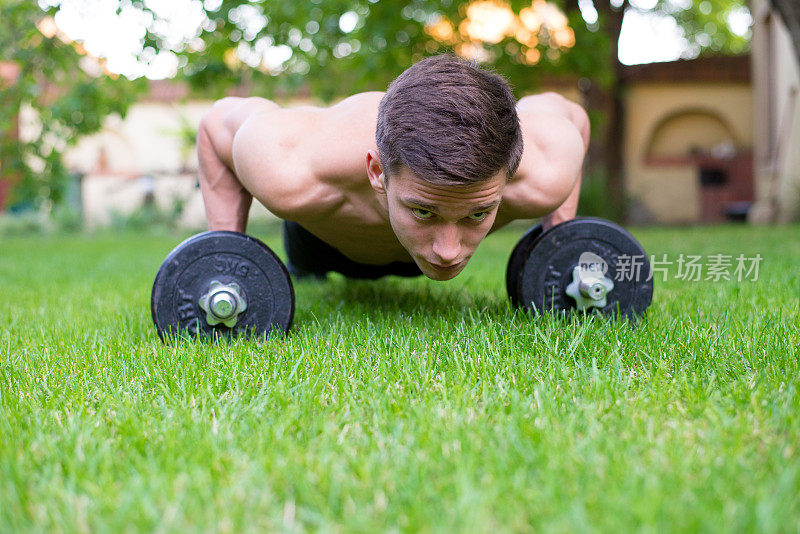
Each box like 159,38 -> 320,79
42,0 -> 754,80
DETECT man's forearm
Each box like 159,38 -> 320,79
197,117 -> 253,233
541,172 -> 581,230
197,160 -> 253,232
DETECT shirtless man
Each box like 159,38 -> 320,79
197,54 -> 589,282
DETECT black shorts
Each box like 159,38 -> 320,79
282,220 -> 422,280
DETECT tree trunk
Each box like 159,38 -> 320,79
580,1 -> 627,220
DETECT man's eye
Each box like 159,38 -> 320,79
412,208 -> 434,220
468,212 -> 489,221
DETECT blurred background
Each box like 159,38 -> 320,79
0,0 -> 797,233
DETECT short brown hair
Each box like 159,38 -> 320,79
376,54 -> 523,186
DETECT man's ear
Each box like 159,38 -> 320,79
366,150 -> 386,195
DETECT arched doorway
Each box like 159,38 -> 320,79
644,109 -> 754,223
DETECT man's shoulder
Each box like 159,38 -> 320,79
516,92 -> 582,119
300,92 -> 385,188
331,91 -> 385,110
516,94 -> 586,173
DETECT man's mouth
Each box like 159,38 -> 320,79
429,260 -> 463,272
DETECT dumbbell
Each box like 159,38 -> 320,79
151,231 -> 294,340
151,217 -> 653,340
505,217 -> 654,320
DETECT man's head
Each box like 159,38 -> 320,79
368,55 -> 522,280
375,54 -> 522,185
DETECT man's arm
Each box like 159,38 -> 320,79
196,97 -> 278,232
494,93 -> 589,231
539,95 -> 590,230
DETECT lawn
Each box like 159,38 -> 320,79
1,222 -> 799,532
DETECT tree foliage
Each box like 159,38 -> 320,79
0,1 -> 145,209
133,0 -> 750,97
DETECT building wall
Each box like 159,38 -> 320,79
62,100 -> 270,228
750,0 -> 800,223
624,83 -> 753,223
63,102 -> 207,175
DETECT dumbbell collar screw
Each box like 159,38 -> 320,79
198,280 -> 247,328
565,266 -> 614,310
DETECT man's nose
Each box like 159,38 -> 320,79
432,225 -> 461,264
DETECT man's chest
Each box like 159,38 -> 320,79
297,217 -> 411,265
292,189 -> 411,265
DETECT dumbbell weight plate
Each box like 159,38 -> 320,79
515,217 -> 653,320
505,223 -> 544,308
151,231 -> 294,340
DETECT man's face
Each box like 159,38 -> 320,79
383,167 -> 506,281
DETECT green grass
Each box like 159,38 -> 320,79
1,222 -> 799,532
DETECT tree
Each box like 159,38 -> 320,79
0,2 -> 145,211
1,0 -> 750,214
